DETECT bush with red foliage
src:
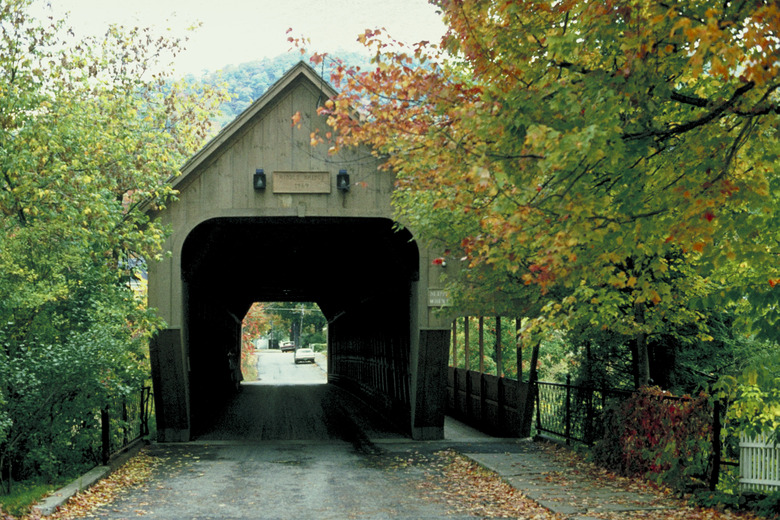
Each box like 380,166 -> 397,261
591,386 -> 714,493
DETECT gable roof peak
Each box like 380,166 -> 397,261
174,59 -> 336,187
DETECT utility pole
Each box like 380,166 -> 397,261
298,304 -> 305,346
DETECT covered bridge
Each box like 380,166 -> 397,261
146,61 -> 452,441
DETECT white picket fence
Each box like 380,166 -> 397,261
740,433 -> 780,492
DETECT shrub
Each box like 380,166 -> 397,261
756,492 -> 780,520
713,360 -> 780,445
309,343 -> 327,353
591,386 -> 714,493
0,320 -> 148,492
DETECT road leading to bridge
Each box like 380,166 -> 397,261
89,350 -> 486,519
95,440 -> 486,520
196,350 -> 407,446
254,349 -> 327,385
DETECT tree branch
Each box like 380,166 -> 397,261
670,90 -> 708,107
624,81 -> 755,142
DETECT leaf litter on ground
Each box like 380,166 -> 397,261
380,443 -> 763,520
407,449 -> 566,519
9,448 -> 160,520
8,441 -> 768,520
527,441 -> 762,520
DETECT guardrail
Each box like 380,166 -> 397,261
100,386 -> 153,464
446,316 -> 749,492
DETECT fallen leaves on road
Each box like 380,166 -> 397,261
388,443 -> 763,520
29,449 -> 159,520
11,440 -> 767,520
413,449 -> 566,519
529,441 -> 762,520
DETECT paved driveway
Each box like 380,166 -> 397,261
94,439 -> 481,520
83,351 -> 492,519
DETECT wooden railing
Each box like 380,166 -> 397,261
448,367 -> 535,437
449,316 -> 525,379
447,317 -> 538,437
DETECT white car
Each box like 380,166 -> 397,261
294,348 -> 315,364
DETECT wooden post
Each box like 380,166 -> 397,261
478,317 -> 486,427
478,317 -> 485,373
516,318 -> 522,381
711,400 -> 722,491
496,317 -> 503,378
522,342 -> 541,438
464,316 -> 470,371
451,319 -> 458,368
101,406 -> 110,466
141,388 -> 149,437
465,355 -> 473,419
565,374 -> 572,445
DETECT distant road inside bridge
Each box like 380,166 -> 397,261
196,350 -> 407,444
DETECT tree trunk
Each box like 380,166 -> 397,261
1,454 -> 10,494
583,340 -> 592,386
634,302 -> 651,388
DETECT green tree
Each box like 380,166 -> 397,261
191,52 -> 371,128
0,0 -> 228,490
308,0 -> 779,388
265,302 -> 326,346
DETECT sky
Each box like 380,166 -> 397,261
38,0 -> 448,76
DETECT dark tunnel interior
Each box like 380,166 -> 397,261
179,217 -> 420,433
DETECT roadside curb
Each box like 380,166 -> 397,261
33,438 -> 149,517
33,466 -> 111,516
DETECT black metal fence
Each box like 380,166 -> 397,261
100,386 -> 153,465
535,377 -> 736,490
535,375 -> 633,445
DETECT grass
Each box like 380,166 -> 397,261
0,479 -> 62,517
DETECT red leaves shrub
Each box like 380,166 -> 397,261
591,386 -> 714,492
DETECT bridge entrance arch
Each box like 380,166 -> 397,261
146,62 -> 451,441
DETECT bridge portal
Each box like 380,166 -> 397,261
146,62 -> 451,441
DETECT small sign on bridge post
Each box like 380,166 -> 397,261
428,289 -> 451,307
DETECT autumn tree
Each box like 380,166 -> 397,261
308,0 -> 779,388
242,302 -> 270,350
0,0 -> 228,488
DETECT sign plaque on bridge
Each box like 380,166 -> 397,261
428,289 -> 451,307
273,171 -> 331,194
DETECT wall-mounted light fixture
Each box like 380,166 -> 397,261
337,169 -> 350,192
253,168 -> 266,190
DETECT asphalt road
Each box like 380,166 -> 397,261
86,350 -> 486,519
96,440 -> 482,520
254,349 -> 327,386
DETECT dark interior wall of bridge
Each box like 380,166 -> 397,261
180,217 -> 420,435
327,291 -> 413,430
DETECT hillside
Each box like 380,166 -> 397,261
186,52 -> 371,128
